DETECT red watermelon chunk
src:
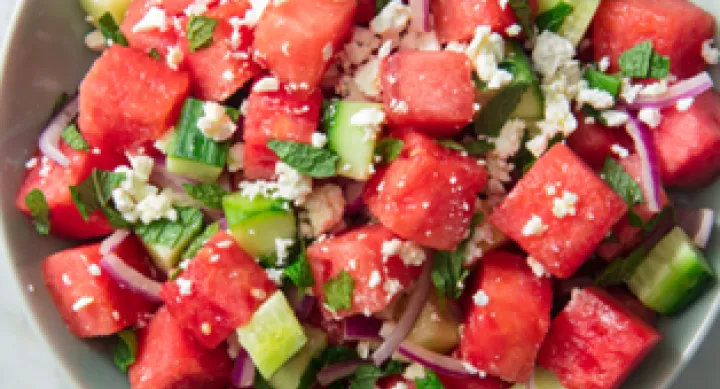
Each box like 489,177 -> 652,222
363,131 -> 488,251
129,307 -> 232,389
432,0 -> 538,43
183,0 -> 261,101
79,46 -> 190,152
120,0 -> 185,57
652,90 -> 720,187
379,374 -> 509,389
382,51 -> 475,137
253,0 -> 356,91
459,251 -> 553,382
489,144 -> 628,278
567,112 -> 634,171
593,0 -> 715,79
538,287 -> 661,389
307,224 -> 423,319
42,237 -> 158,338
160,231 -> 277,348
243,83 -> 323,179
15,143 -> 125,239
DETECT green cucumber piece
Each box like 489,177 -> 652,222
237,291 -> 308,379
134,207 -> 204,272
538,0 -> 601,46
268,326 -> 328,389
223,193 -> 297,260
323,100 -> 382,181
80,0 -> 132,25
167,98 -> 232,183
510,367 -> 566,389
511,82 -> 544,121
627,227 -> 715,315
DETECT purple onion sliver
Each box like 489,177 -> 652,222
676,208 -> 715,248
316,359 -> 364,386
627,72 -> 714,110
231,349 -> 256,388
625,116 -> 662,212
218,218 -> 229,231
99,229 -> 130,256
99,253 -> 163,304
343,315 -> 383,341
408,0 -> 431,32
39,94 -> 79,167
397,342 -> 475,378
295,294 -> 316,321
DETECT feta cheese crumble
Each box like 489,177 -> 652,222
133,7 -> 168,33
176,278 -> 193,296
465,26 -> 513,90
253,76 -> 280,92
601,110 -> 630,127
611,144 -> 630,158
112,155 -> 179,224
72,296 -> 95,312
522,215 -> 548,236
676,97 -> 695,112
166,45 -> 184,71
552,191 -> 579,218
473,290 -> 490,306
239,162 -> 313,205
370,0 -> 411,35
275,238 -> 295,266
311,132 -> 327,148
638,107 -> 662,129
197,101 -> 237,141
300,184 -> 345,238
368,270 -> 382,288
527,256 -> 549,278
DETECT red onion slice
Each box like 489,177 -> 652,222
231,348 -> 256,388
99,253 -> 163,303
150,158 -> 223,221
676,208 -> 715,248
99,230 -> 130,256
343,315 -> 383,341
409,0 -> 431,32
219,218 -> 229,231
372,260 -> 432,366
39,94 -> 79,167
627,72 -> 714,110
287,287 -> 316,321
397,342 -> 476,378
317,359 -> 364,386
625,115 -> 662,212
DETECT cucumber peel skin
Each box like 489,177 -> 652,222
627,227 -> 715,315
537,0 -> 602,46
509,367 -> 567,389
268,326 -> 328,389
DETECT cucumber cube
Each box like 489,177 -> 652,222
538,0 -> 602,46
510,367 -> 566,389
237,291 -> 308,379
268,326 -> 328,389
134,207 -> 204,272
80,0 -> 132,25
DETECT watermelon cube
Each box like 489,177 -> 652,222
459,251 -> 553,382
15,144 -> 125,239
653,90 -> 720,187
42,237 -> 158,338
538,287 -> 661,389
160,231 -> 277,348
382,51 -> 475,137
432,0 -> 538,43
567,112 -> 634,171
489,144 -> 628,278
306,225 -> 423,319
120,0 -> 183,57
79,46 -> 190,151
253,0 -> 356,90
242,84 -> 323,179
129,307 -> 232,389
363,130 -> 488,251
593,0 -> 716,79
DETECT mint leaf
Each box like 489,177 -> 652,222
601,157 -> 644,207
619,41 -> 670,79
70,169 -> 128,227
98,12 -> 128,47
509,0 -> 535,39
268,139 -> 339,178
182,222 -> 220,260
149,48 -> 161,60
350,361 -> 407,389
61,124 -> 90,151
432,214 -> 482,300
323,270 -> 354,311
182,183 -> 228,210
436,139 -> 466,152
464,139 -> 495,156
584,68 -> 622,97
374,137 -> 404,164
536,1 -> 573,33
135,207 -> 204,247
299,346 -> 359,389
595,246 -> 648,287
285,250 -> 315,288
25,189 -> 50,235
113,329 -> 137,373
187,16 -> 218,52
375,0 -> 391,13
415,370 -> 446,389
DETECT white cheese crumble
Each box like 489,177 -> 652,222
403,363 -> 427,380
350,107 -> 386,142
610,144 -> 630,158
112,155 -> 179,224
239,162 -> 313,205
527,256 -> 549,278
357,341 -> 371,359
84,30 -> 107,52
265,268 -> 284,285
25,157 -> 38,169
311,132 -> 327,148
253,76 -> 280,92
300,184 -> 345,238
227,143 -> 245,173
399,241 -> 426,266
185,0 -> 211,16
493,119 -> 525,158
275,238 -> 295,266
370,0 -> 411,35
322,43 -> 334,62
620,78 -> 642,104
505,24 -> 522,37
222,70 -> 235,82
62,273 -> 72,286
472,290 -> 490,306
166,45 -> 184,71
201,322 -> 212,335
133,7 -> 168,33
383,278 -> 403,299
522,215 -> 548,236
552,191 -> 579,218
353,58 -> 382,98
676,97 -> 695,112
576,88 -> 615,110
392,382 -> 409,389
230,0 -> 268,28
601,110 -> 630,127
72,296 -> 95,312
639,80 -> 668,97
197,101 -> 237,141
465,26 -> 512,90
368,270 -> 382,288
638,107 -> 662,129
88,264 -> 101,276
598,56 -> 610,72
532,31 -> 576,79
702,39 -> 720,65
176,278 -> 193,296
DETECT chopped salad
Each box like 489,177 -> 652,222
17,0 -> 720,388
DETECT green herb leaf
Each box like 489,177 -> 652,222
61,124 -> 90,151
149,48 -> 161,60
350,361 -> 407,389
463,139 -> 495,156
182,183 -> 228,210
436,139 -> 466,152
375,0 -> 391,14
25,189 -> 50,235
509,0 -> 535,40
535,1 -> 574,33
627,210 -> 644,227
374,137 -> 404,164
601,157 -> 644,207
268,139 -> 339,178
475,84 -> 529,136
619,41 -> 670,79
285,250 -> 315,288
135,207 -> 204,247
432,214 -> 482,300
98,12 -> 128,47
187,16 -> 218,52
584,68 -> 622,98
595,246 -> 648,287
182,222 -> 220,260
643,206 -> 672,236
300,346 -> 359,389
113,329 -> 137,373
323,270 -> 354,311
70,169 -> 129,227
415,370 -> 446,389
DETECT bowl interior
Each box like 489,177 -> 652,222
1,1 -> 719,388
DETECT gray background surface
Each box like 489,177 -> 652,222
0,1 -> 717,388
